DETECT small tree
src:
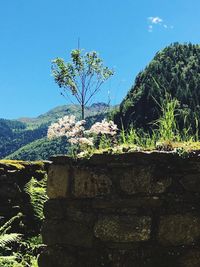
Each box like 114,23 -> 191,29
52,49 -> 114,119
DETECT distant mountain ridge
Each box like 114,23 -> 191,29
0,102 -> 111,160
17,103 -> 109,128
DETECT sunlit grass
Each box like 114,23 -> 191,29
91,95 -> 200,156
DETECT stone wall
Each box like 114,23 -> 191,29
39,152 -> 200,267
0,160 -> 48,234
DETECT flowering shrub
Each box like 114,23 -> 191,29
47,115 -> 93,157
87,119 -> 118,136
69,137 -> 93,146
47,116 -> 118,156
47,115 -> 85,139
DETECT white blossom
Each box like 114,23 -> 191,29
88,119 -> 118,136
47,116 -> 116,152
47,115 -> 85,139
78,137 -> 94,146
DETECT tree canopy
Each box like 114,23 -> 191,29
52,49 -> 113,119
114,43 -> 200,132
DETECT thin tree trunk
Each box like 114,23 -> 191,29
81,104 -> 84,120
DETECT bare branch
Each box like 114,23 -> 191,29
85,81 -> 104,105
60,91 -> 76,105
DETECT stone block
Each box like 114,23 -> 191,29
180,249 -> 200,267
73,168 -> 112,198
94,215 -> 151,242
180,174 -> 200,192
47,164 -> 70,199
44,199 -> 66,219
38,247 -> 77,267
44,200 -> 96,224
0,174 -> 7,181
158,214 -> 200,245
66,207 -> 96,225
0,168 -> 4,175
119,166 -> 171,194
42,219 -> 93,248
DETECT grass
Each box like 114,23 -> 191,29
89,95 -> 200,156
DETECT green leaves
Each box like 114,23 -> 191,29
0,214 -> 23,265
0,233 -> 21,248
52,49 -> 113,86
155,96 -> 179,142
52,58 -> 77,92
52,48 -> 113,119
24,176 -> 48,221
114,43 -> 200,132
71,49 -> 84,71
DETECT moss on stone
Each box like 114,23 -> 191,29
0,160 -> 26,170
0,159 -> 45,170
32,161 -> 45,168
173,141 -> 200,151
81,141 -> 200,159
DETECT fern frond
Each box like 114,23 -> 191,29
0,213 -> 23,235
0,233 -> 21,248
24,176 -> 48,221
0,255 -> 17,261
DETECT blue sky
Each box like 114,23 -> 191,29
1,0 -> 200,119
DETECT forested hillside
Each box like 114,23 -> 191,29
114,43 -> 200,131
0,103 -> 110,160
6,137 -> 69,161
0,119 -> 47,158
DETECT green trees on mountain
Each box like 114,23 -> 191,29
0,104 -> 110,160
114,43 -> 200,133
0,120 -> 47,159
6,137 -> 69,161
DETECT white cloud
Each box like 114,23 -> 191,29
147,16 -> 174,32
148,16 -> 163,24
148,25 -> 153,32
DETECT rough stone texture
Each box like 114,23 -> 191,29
158,214 -> 200,245
73,168 -> 112,198
119,166 -> 171,194
39,152 -> 200,267
47,164 -> 70,198
180,249 -> 200,267
180,173 -> 200,192
94,215 -> 151,242
42,219 -> 93,247
38,247 -> 78,267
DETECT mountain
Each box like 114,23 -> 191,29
17,103 -> 108,129
0,103 -> 110,160
5,137 -> 69,161
114,43 -> 200,131
0,119 -> 47,159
